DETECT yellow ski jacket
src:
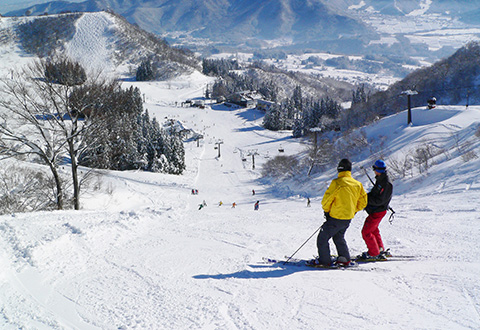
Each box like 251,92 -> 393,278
321,171 -> 368,220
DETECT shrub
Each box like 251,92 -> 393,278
262,155 -> 300,178
0,165 -> 61,214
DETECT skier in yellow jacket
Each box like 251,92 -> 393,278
314,159 -> 367,266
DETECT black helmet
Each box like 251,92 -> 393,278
337,158 -> 352,172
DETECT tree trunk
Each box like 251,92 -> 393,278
68,138 -> 80,210
49,163 -> 63,210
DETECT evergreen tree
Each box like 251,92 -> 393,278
292,119 -> 303,138
166,134 -> 186,175
45,57 -> 87,86
292,85 -> 303,113
263,104 -> 285,131
352,84 -> 369,106
136,59 -> 156,81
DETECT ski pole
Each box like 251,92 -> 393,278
360,165 -> 374,185
284,225 -> 322,264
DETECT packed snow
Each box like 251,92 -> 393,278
0,11 -> 480,330
64,12 -> 116,73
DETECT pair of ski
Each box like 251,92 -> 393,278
262,254 -> 416,271
262,257 -> 361,271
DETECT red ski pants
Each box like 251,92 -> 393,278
362,210 -> 387,256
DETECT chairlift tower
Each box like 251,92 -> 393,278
215,140 -> 224,158
248,149 -> 259,170
401,90 -> 418,125
195,134 -> 204,147
309,127 -> 322,151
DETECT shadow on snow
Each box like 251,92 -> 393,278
193,263 -> 329,280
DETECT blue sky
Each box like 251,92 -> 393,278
0,0 -> 84,15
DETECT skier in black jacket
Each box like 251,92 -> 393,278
359,160 -> 393,260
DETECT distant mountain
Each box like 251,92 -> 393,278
330,0 -> 479,17
5,0 -> 480,59
6,0 -> 377,54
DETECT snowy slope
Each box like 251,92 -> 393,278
64,11 -> 116,73
0,10 -> 480,330
1,81 -> 480,329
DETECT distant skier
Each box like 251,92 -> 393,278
232,202 -> 237,208
252,189 -> 255,195
427,96 -> 436,109
254,200 -> 259,210
358,160 -> 393,260
218,201 -> 223,207
307,198 -> 311,207
313,159 -> 367,267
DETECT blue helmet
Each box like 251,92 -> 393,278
373,160 -> 386,173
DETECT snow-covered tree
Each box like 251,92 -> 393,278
136,59 -> 156,81
79,83 -> 144,171
352,84 -> 369,106
45,56 -> 87,86
263,104 -> 286,131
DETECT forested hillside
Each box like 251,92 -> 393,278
347,41 -> 480,129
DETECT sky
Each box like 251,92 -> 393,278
0,0 -> 84,14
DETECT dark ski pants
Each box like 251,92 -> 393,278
317,217 -> 351,265
362,210 -> 387,256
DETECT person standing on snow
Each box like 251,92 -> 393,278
313,159 -> 367,266
254,200 -> 259,211
359,160 -> 393,260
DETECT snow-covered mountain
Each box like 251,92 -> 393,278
1,5 -> 480,329
0,10 -> 199,78
5,0 -> 374,45
6,0 -> 480,60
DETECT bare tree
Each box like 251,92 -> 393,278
0,57 -> 105,210
388,153 -> 414,179
412,142 -> 441,174
0,62 -> 66,209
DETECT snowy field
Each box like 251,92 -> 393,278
0,11 -> 479,330
1,76 -> 480,329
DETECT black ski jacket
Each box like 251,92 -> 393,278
365,172 -> 393,214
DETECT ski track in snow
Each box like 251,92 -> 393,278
1,100 -> 480,329
65,12 -> 115,74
